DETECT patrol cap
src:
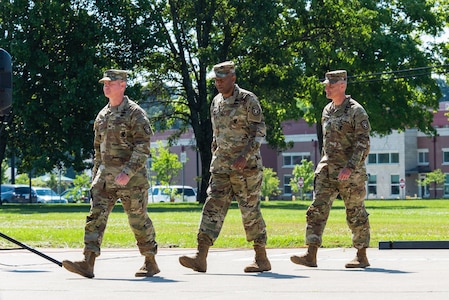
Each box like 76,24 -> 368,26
212,61 -> 236,78
322,70 -> 347,84
99,69 -> 128,83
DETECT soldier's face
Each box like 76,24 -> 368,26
103,80 -> 126,98
214,74 -> 236,97
324,82 -> 345,99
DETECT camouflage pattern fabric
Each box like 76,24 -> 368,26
197,84 -> 267,246
84,96 -> 157,257
198,170 -> 267,246
209,84 -> 265,173
321,96 -> 370,171
305,96 -> 371,249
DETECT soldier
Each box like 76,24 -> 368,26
179,61 -> 271,273
290,70 -> 371,268
62,69 -> 159,278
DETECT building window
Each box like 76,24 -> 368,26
443,149 -> 449,164
367,153 -> 400,164
445,174 -> 449,196
391,175 -> 400,195
418,150 -> 429,165
391,153 -> 399,163
283,175 -> 292,194
367,174 -> 377,195
418,175 -> 430,198
378,153 -> 390,164
282,153 -> 311,167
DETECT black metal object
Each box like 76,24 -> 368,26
0,48 -> 12,117
379,240 -> 449,250
0,232 -> 62,267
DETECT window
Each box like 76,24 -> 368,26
182,188 -> 196,197
282,153 -> 310,167
418,175 -> 430,198
418,149 -> 429,165
443,149 -> 449,164
367,153 -> 400,164
444,174 -> 449,196
391,175 -> 400,195
367,174 -> 377,195
378,153 -> 390,164
283,175 -> 292,194
391,153 -> 399,163
150,188 -> 159,195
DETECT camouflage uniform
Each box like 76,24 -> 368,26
85,94 -> 157,257
305,94 -> 371,249
198,83 -> 268,246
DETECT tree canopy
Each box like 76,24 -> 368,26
1,0 -> 448,202
150,141 -> 183,185
290,159 -> 315,198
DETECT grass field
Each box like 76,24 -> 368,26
1,199 -> 448,249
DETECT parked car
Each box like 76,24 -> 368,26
3,185 -> 67,204
34,187 -> 68,204
0,184 -> 15,203
149,185 -> 197,203
8,185 -> 38,203
60,188 -> 90,203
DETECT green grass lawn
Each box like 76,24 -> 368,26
1,199 -> 448,249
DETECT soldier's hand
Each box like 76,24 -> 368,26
232,155 -> 247,170
338,167 -> 352,181
115,172 -> 130,186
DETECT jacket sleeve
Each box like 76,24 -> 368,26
122,110 -> 153,178
92,117 -> 101,179
240,95 -> 266,161
346,106 -> 370,171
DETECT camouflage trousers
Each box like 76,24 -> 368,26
198,170 -> 267,246
305,166 -> 370,249
83,180 -> 157,257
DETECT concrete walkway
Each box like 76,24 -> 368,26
1,247 -> 449,300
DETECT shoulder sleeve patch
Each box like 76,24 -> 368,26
144,124 -> 153,135
361,119 -> 369,130
248,103 -> 262,122
252,106 -> 261,116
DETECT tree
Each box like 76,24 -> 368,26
72,173 -> 91,189
136,0 -> 448,202
290,159 -> 315,200
419,168 -> 446,199
1,0 -> 448,204
14,173 -> 30,185
65,173 -> 91,203
261,168 -> 281,201
1,161 -> 8,184
150,141 -> 183,186
44,174 -> 58,192
0,0 -> 110,175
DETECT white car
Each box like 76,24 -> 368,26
149,185 -> 197,203
34,187 -> 68,204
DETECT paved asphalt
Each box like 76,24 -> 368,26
1,247 -> 449,300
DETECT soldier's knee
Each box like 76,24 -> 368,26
346,206 -> 369,226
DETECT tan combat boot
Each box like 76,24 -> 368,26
62,252 -> 96,278
179,240 -> 210,272
244,245 -> 271,273
290,245 -> 318,267
135,254 -> 160,277
345,247 -> 370,268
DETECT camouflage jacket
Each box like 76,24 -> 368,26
92,96 -> 152,186
319,96 -> 370,173
210,84 -> 266,173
